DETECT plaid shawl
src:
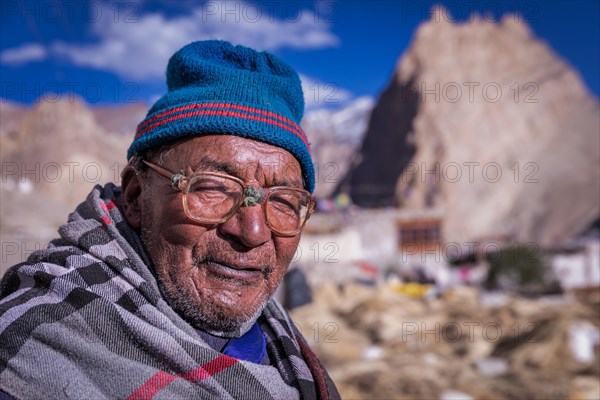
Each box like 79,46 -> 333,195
0,184 -> 337,400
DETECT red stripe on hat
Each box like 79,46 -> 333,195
137,103 -> 304,141
135,105 -> 306,144
136,109 -> 308,147
127,355 -> 238,400
101,215 -> 111,226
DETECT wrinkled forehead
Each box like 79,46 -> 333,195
165,135 -> 304,188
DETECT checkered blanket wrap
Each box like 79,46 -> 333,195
0,183 -> 328,400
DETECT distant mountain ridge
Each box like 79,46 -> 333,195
0,95 -> 374,206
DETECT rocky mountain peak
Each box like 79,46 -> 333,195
346,8 -> 600,247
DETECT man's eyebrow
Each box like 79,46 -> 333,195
191,158 -> 304,188
191,158 -> 235,175
274,177 -> 304,189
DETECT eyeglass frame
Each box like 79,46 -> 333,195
138,158 -> 316,237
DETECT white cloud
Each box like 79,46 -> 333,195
0,43 -> 47,65
299,74 -> 353,110
1,1 -> 340,81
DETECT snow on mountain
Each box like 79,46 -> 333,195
302,96 -> 374,147
301,97 -> 374,198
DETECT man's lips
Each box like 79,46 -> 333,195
200,259 -> 267,283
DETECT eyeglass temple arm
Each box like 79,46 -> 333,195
141,159 -> 177,179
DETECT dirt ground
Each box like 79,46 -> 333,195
291,284 -> 600,400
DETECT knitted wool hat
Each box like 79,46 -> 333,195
128,40 -> 314,193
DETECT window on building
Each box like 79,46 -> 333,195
397,218 -> 442,251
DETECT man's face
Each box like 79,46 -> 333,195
132,135 -> 304,335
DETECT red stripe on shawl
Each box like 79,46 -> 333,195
296,334 -> 330,400
127,355 -> 238,400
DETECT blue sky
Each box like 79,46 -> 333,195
1,0 -> 598,109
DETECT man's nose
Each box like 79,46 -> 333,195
217,204 -> 271,248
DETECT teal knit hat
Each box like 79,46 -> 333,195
128,40 -> 314,192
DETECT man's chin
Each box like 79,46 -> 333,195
158,278 -> 269,337
187,297 -> 267,338
198,302 -> 266,337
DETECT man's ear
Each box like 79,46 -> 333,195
121,166 -> 143,230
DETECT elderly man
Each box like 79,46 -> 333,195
0,40 -> 339,399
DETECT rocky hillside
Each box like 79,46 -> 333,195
0,99 -> 133,273
93,103 -> 148,136
345,7 -> 600,247
0,99 -> 132,206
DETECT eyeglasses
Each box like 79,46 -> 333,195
140,159 -> 315,237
